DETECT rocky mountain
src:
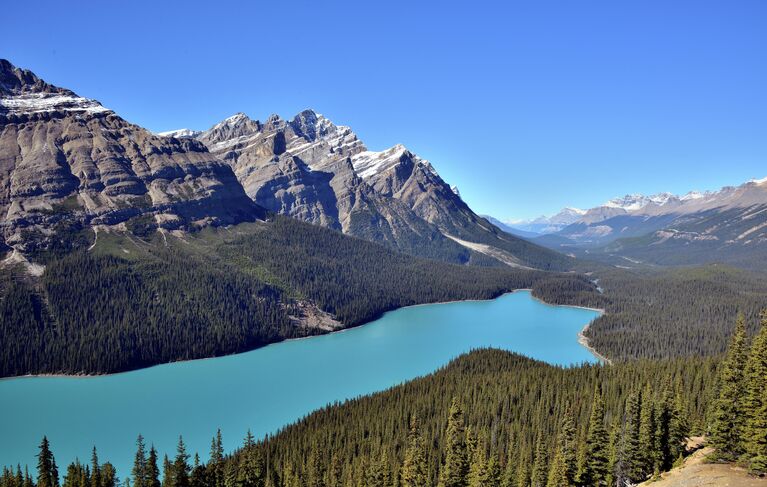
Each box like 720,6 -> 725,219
515,178 -> 767,269
190,110 -> 570,269
507,207 -> 587,235
0,59 -> 263,256
480,215 -> 540,239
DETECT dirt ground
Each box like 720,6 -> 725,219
638,438 -> 767,487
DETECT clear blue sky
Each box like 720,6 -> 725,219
3,0 -> 766,220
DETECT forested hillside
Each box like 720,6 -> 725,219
0,217 -> 591,378
0,348 -> 721,487
533,266 -> 767,360
8,313 -> 767,487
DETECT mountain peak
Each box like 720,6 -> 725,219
289,109 -> 338,141
0,59 -> 56,95
0,59 -> 109,118
224,112 -> 252,125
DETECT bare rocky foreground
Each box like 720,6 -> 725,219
639,439 -> 767,487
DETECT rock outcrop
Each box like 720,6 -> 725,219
0,59 -> 263,253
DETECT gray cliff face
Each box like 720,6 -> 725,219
195,110 -> 570,269
354,146 -> 479,234
197,110 -> 486,263
0,59 -> 263,252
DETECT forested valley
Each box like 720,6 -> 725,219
0,217 -> 589,378
5,214 -> 767,377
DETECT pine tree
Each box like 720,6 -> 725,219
515,458 -> 528,487
743,313 -> 767,472
550,408 -> 576,487
189,454 -> 206,487
545,451 -> 568,487
209,430 -> 224,487
172,438 -> 190,487
161,457 -> 171,487
237,432 -> 264,487
326,453 -> 342,487
146,448 -> 160,487
62,461 -> 87,487
483,454 -> 502,487
468,447 -> 486,487
366,454 -> 389,487
23,466 -> 34,487
654,387 -> 673,472
710,315 -> 749,458
669,393 -> 689,463
501,451 -> 516,487
438,398 -> 469,487
90,448 -> 100,487
401,416 -> 428,487
582,385 -> 609,486
100,464 -> 116,487
132,436 -> 147,487
606,419 -> 625,487
37,437 -> 59,487
623,391 -> 643,483
306,442 -> 324,487
638,386 -> 657,477
530,433 -> 548,487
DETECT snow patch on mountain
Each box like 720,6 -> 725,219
603,193 -> 676,211
157,128 -> 201,139
0,93 -> 110,115
351,144 -> 408,179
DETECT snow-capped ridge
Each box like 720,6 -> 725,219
156,128 -> 201,139
603,192 -> 677,211
0,92 -> 110,116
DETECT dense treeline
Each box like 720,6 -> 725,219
532,266 -> 767,360
0,218 -> 592,377
709,313 -> 767,472
217,217 -> 552,327
3,347 -> 725,487
0,252 -> 296,377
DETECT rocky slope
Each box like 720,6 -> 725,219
514,178 -> 767,269
192,110 -> 570,269
638,443 -> 767,487
0,59 -> 263,256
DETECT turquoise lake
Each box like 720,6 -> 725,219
0,290 -> 600,477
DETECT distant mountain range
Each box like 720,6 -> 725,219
0,59 -> 567,271
500,178 -> 767,269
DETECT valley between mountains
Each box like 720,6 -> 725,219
2,56 -> 767,487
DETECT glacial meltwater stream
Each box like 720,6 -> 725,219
0,291 -> 600,476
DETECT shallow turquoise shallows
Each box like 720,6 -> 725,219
0,291 -> 600,477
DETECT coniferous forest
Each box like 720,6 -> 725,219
4,314 -> 767,487
4,217 -> 767,377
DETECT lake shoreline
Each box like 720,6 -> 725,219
524,292 -> 609,364
2,288 -> 608,381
